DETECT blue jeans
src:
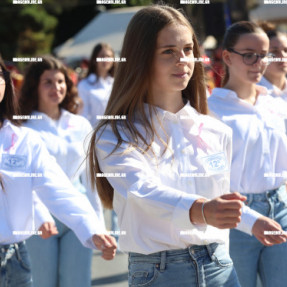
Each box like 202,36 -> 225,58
128,243 -> 241,287
230,185 -> 287,287
26,217 -> 92,287
111,209 -> 119,242
0,241 -> 33,287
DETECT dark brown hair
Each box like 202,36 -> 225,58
86,43 -> 116,81
0,56 -> 22,191
0,57 -> 21,127
20,56 -> 80,117
88,5 -> 208,209
222,21 -> 264,86
258,21 -> 283,40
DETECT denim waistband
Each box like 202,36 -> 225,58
129,243 -> 219,270
0,242 -> 25,267
0,241 -> 24,251
241,185 -> 286,202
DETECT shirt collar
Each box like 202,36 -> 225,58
142,101 -> 200,127
2,119 -> 20,134
211,86 -> 268,104
1,120 -> 20,152
87,73 -> 113,85
31,109 -> 70,127
260,76 -> 287,97
259,76 -> 274,91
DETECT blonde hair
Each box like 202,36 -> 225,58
88,5 -> 207,209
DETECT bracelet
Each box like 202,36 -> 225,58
201,201 -> 208,225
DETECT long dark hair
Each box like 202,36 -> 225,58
222,21 -> 264,86
258,21 -> 283,40
0,56 -> 21,191
86,43 -> 116,81
0,57 -> 21,127
88,4 -> 208,209
20,56 -> 80,117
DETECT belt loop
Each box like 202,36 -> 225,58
247,193 -> 253,206
14,243 -> 21,261
206,243 -> 215,260
160,251 -> 166,271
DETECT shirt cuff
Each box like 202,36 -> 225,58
172,194 -> 208,232
236,204 -> 262,235
72,214 -> 107,249
34,211 -> 55,231
85,236 -> 97,250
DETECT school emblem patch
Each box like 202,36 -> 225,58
201,152 -> 229,174
1,154 -> 27,171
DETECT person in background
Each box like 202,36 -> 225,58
78,43 -> 115,127
208,21 -> 287,287
78,43 -> 119,241
0,56 -> 116,287
19,56 -> 106,287
258,22 -> 287,101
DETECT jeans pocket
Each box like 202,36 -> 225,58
210,244 -> 233,268
128,262 -> 159,287
16,244 -> 31,272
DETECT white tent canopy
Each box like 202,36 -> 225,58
54,7 -> 142,62
250,4 -> 287,22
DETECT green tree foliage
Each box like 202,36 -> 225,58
17,6 -> 58,55
0,0 -> 152,61
0,0 -> 58,60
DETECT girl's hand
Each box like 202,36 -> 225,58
252,216 -> 287,246
92,234 -> 117,260
39,222 -> 58,239
190,192 -> 246,228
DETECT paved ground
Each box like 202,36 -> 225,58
91,250 -> 128,287
91,210 -> 128,287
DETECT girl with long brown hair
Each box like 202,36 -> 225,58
78,43 -> 115,127
87,5 -> 281,287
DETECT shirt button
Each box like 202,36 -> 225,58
191,249 -> 195,254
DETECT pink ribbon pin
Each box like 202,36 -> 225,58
196,123 -> 211,151
5,133 -> 17,152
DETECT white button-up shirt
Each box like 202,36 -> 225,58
258,77 -> 287,125
95,102 -> 255,254
259,76 -> 287,101
208,87 -> 287,195
23,109 -> 105,228
0,120 -> 105,246
78,74 -> 114,127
